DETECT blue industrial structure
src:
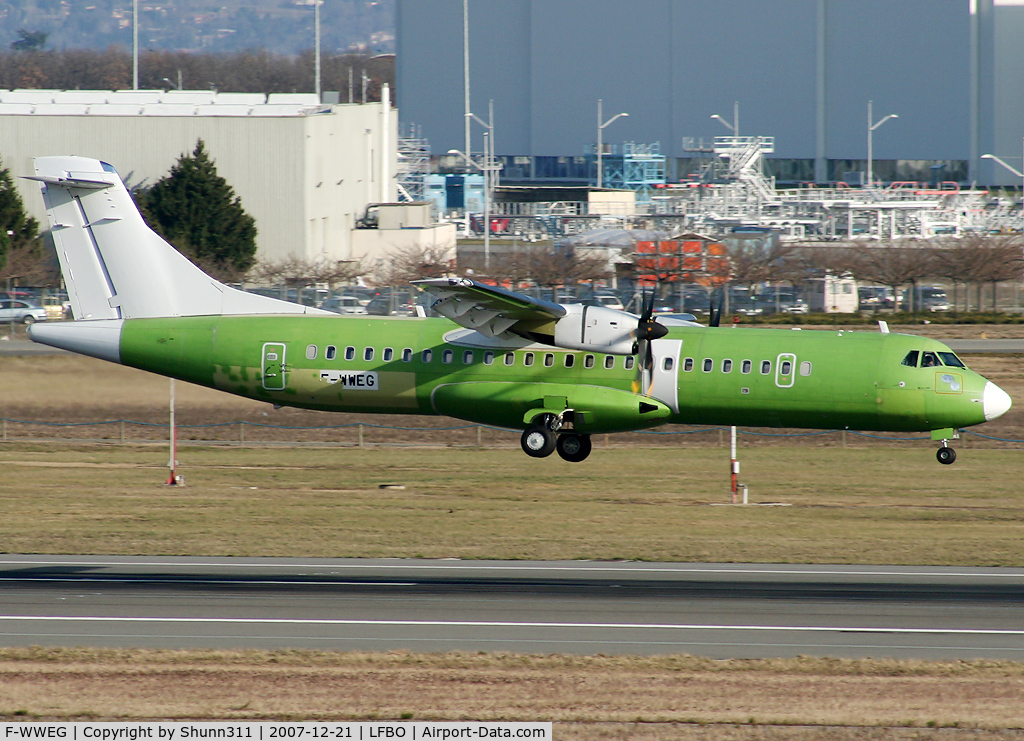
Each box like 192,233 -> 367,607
396,0 -> 1024,187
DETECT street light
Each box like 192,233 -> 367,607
710,101 -> 740,136
981,140 -> 1024,196
449,145 -> 500,271
596,99 -> 629,188
867,100 -> 898,187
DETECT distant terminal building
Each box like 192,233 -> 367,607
397,0 -> 1024,188
0,88 -> 454,268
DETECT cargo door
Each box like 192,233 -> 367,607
649,339 -> 683,413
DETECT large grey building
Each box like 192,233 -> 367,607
397,0 -> 1024,187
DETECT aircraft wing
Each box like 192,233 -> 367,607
413,278 -> 567,338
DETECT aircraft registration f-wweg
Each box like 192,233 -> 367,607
27,156 -> 1012,464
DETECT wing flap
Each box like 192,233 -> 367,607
414,278 -> 566,339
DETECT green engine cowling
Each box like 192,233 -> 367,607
430,381 -> 671,433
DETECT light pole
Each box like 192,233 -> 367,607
314,0 -> 321,100
132,0 -> 138,90
710,101 -> 739,136
981,139 -> 1024,196
867,100 -> 898,187
449,146 -> 500,271
596,99 -> 629,188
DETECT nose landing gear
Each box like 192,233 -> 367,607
936,440 -> 957,465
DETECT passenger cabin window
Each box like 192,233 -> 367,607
921,351 -> 941,368
584,354 -> 595,369
544,353 -> 554,367
401,348 -> 413,362
625,356 -> 635,370
800,361 -> 812,376
345,346 -> 355,361
564,354 -> 575,368
504,352 -> 515,366
422,349 -> 433,363
938,352 -> 966,368
702,358 -> 713,372
683,357 -> 694,372
483,351 -> 495,365
604,355 -> 615,370
722,359 -> 732,373
305,344 -> 317,360
326,345 -> 337,360
664,357 -> 674,372
901,350 -> 920,367
442,349 -> 454,364
760,360 -> 771,374
382,347 -> 393,362
462,350 -> 474,364
524,352 -> 535,367
781,360 -> 792,375
364,347 -> 374,362
741,359 -> 752,374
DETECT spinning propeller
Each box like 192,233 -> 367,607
630,285 -> 668,395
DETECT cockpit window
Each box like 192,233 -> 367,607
938,352 -> 966,368
901,350 -> 919,367
920,351 -> 941,368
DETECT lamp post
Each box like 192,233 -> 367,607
132,0 -> 138,90
867,100 -> 898,187
710,101 -> 740,136
449,146 -> 500,271
314,0 -> 321,100
981,139 -> 1024,196
596,99 -> 629,188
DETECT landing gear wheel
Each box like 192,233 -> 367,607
556,433 -> 592,463
521,426 -> 557,458
936,447 -> 957,465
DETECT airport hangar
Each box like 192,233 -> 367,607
397,0 -> 1024,188
0,89 -> 455,269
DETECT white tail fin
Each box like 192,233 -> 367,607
30,156 -> 323,319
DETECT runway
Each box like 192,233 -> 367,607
2,556 -> 1023,659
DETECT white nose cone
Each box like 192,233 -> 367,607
983,381 -> 1012,421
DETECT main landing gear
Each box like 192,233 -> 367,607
520,413 -> 593,462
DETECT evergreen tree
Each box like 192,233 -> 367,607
0,156 -> 40,272
140,140 -> 257,279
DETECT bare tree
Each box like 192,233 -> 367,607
371,244 -> 454,287
851,239 -> 936,313
253,254 -> 365,298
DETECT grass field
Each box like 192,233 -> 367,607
1,445 -> 1023,564
2,342 -> 1024,735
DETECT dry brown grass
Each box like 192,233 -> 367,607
1,649 -> 1024,738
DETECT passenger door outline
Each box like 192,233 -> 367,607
262,342 -> 287,391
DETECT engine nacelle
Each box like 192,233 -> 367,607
553,304 -> 637,355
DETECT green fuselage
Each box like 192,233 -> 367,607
118,315 -> 990,435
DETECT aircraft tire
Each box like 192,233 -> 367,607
556,433 -> 592,463
521,426 -> 557,458
936,447 -> 957,465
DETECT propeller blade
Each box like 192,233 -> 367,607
631,282 -> 666,395
709,290 -> 721,327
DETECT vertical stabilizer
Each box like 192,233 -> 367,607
30,156 -> 326,319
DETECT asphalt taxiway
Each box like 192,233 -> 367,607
1,556 -> 1022,659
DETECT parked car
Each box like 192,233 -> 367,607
900,286 -> 951,312
0,299 -> 49,324
321,295 -> 368,315
760,291 -> 809,315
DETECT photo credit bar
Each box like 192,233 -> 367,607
0,725 -> 552,741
